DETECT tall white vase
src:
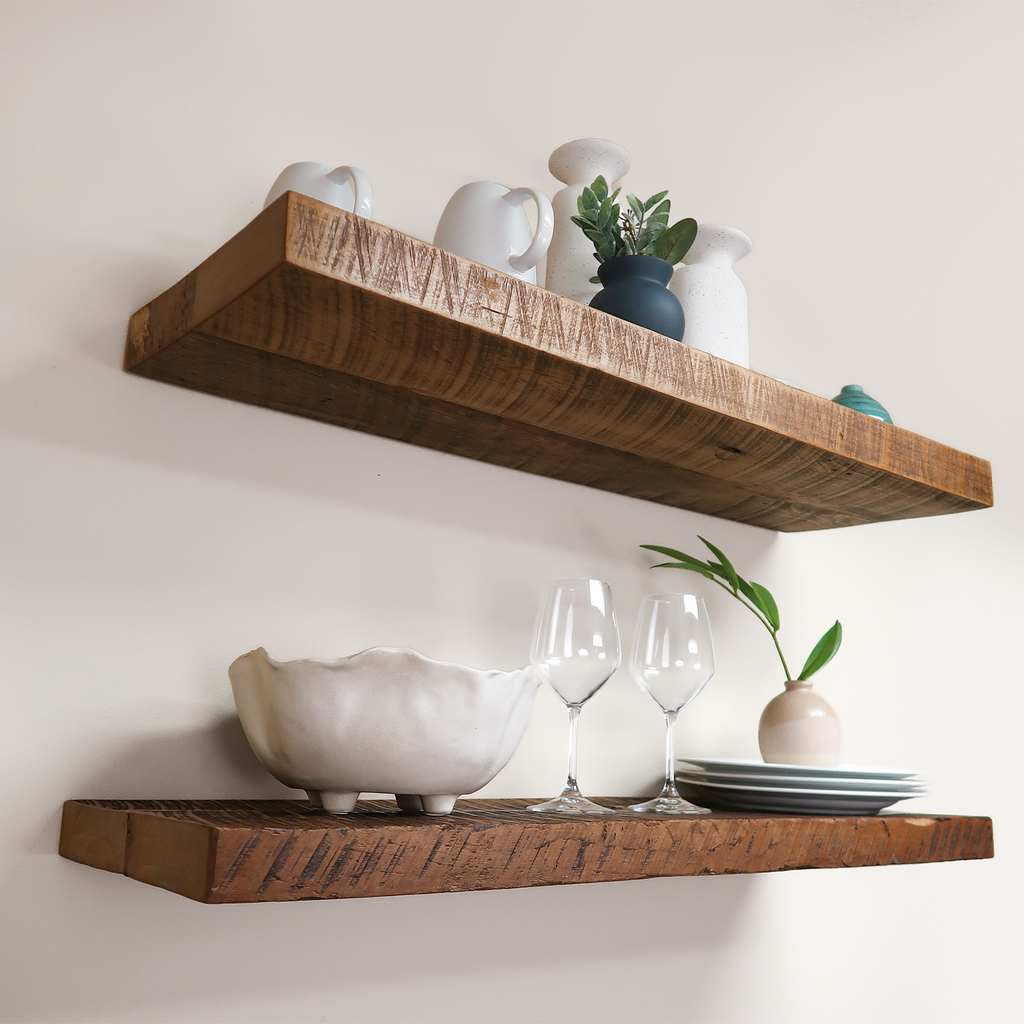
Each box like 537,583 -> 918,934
670,224 -> 752,367
546,138 -> 630,304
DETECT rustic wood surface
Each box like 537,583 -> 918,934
60,799 -> 994,904
122,193 -> 992,532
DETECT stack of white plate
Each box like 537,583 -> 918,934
676,757 -> 930,815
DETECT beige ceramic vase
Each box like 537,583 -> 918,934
758,679 -> 840,766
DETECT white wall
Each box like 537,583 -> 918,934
1,2 -> 1020,1021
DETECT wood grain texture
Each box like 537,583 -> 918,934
60,799 -> 994,904
123,193 -> 993,532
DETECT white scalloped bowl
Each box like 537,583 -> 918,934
228,647 -> 540,815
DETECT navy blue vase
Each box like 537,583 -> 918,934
590,255 -> 685,341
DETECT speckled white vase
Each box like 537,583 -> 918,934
758,680 -> 841,767
670,224 -> 752,367
228,647 -> 540,815
546,138 -> 631,303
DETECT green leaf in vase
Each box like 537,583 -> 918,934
798,621 -> 843,680
650,561 -> 716,579
653,218 -> 698,264
640,544 -> 713,571
627,193 -> 646,225
749,582 -> 781,631
698,536 -> 740,590
644,190 -> 669,211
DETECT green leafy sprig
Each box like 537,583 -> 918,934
571,175 -> 698,283
641,537 -> 843,683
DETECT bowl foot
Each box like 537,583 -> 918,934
319,791 -> 359,814
420,794 -> 458,816
305,790 -> 324,808
395,794 -> 424,812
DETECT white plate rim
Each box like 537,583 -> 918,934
678,756 -> 921,780
674,782 -> 913,814
673,776 -> 926,798
676,768 -> 930,791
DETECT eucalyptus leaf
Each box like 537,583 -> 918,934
627,193 -> 646,225
635,230 -> 656,253
798,621 -> 843,680
653,218 -> 698,265
589,275 -> 601,284
574,177 -> 697,277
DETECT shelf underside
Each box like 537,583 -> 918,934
123,194 -> 993,531
60,799 -> 993,903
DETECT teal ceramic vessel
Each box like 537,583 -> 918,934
831,384 -> 893,424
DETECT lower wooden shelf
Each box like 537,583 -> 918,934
59,799 -> 993,904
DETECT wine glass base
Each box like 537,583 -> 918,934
629,795 -> 711,815
528,793 -> 614,814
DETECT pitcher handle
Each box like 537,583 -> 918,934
327,165 -> 374,219
504,187 -> 554,274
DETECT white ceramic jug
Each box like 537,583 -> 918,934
546,138 -> 631,304
433,181 -> 553,284
670,224 -> 752,367
263,162 -> 373,217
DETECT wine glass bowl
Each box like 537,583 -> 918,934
629,593 -> 715,814
529,579 -> 621,814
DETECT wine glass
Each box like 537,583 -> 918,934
529,579 -> 621,814
629,594 -> 716,814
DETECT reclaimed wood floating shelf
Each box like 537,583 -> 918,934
60,799 -> 993,904
124,193 -> 993,531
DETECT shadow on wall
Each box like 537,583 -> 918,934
1,713 -> 760,1023
21,716 -> 295,860
72,714 -> 292,801
4,844 -> 757,1024
0,239 -> 781,562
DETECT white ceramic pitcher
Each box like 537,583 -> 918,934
433,181 -> 553,284
264,162 -> 373,217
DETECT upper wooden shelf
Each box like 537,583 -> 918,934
124,193 -> 993,531
60,799 -> 993,904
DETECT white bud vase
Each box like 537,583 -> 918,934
546,138 -> 630,304
758,680 -> 840,767
670,224 -> 752,367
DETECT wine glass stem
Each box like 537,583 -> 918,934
662,709 -> 680,797
565,704 -> 582,794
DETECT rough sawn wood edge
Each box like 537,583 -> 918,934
59,800 -> 995,904
121,194 -> 993,528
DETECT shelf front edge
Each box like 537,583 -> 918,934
60,800 -> 994,904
